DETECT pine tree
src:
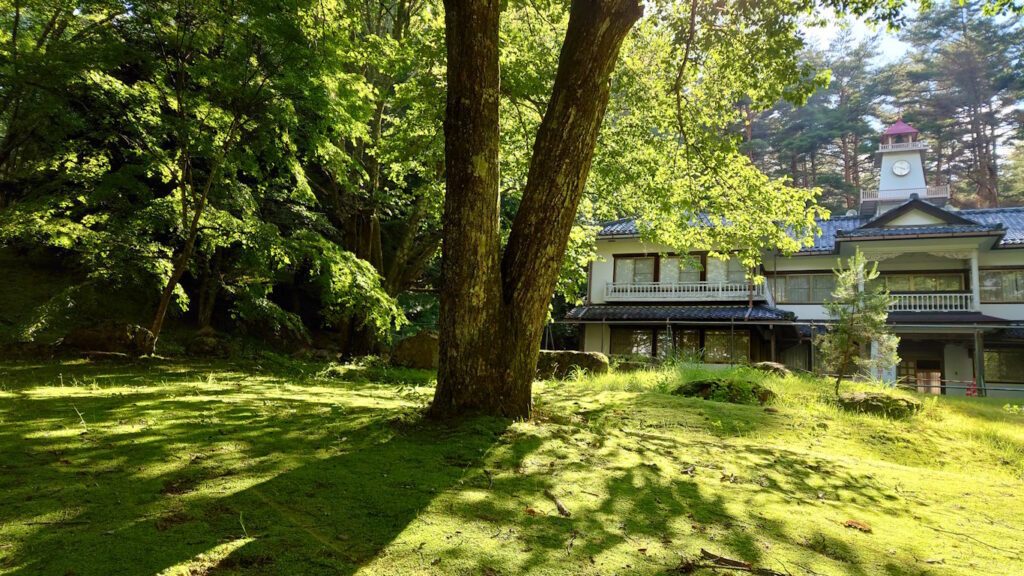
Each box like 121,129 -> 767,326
815,250 -> 900,396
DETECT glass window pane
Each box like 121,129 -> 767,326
661,257 -> 680,283
679,257 -> 702,283
707,258 -> 727,283
812,275 -> 835,302
1007,271 -> 1024,302
914,275 -> 936,292
673,330 -> 700,359
788,275 -> 810,303
615,258 -> 634,283
727,259 -> 746,283
774,276 -> 787,303
936,275 -> 962,291
887,275 -> 911,292
704,331 -> 731,363
610,328 -> 652,356
656,330 -> 673,358
704,330 -> 749,364
985,350 -> 1024,383
634,257 -> 655,283
980,271 -> 1003,302
733,332 -> 751,364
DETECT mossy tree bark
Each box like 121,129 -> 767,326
429,0 -> 643,419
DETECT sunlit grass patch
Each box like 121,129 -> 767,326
1,359 -> 1022,575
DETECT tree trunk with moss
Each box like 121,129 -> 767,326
429,0 -> 643,419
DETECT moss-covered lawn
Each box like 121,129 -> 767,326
1,358 -> 1022,575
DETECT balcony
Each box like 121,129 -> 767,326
878,142 -> 929,152
888,293 -> 974,313
861,184 -> 950,203
605,281 -> 766,302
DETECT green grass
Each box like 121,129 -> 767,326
1,359 -> 1022,575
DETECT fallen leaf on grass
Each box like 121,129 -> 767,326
524,508 -> 539,516
843,519 -> 872,533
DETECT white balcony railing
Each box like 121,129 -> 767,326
878,142 -> 929,152
605,281 -> 765,302
888,293 -> 974,313
860,184 -> 950,202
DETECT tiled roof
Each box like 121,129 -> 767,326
597,205 -> 1024,253
598,217 -> 640,236
882,118 -> 919,136
959,208 -> 1024,246
836,223 -> 1003,239
564,304 -> 794,322
998,326 -> 1024,340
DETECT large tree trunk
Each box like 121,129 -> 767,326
430,0 -> 642,419
430,0 -> 508,417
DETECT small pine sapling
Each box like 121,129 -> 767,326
815,250 -> 900,396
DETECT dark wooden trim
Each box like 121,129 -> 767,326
769,271 -> 836,276
860,198 -> 976,228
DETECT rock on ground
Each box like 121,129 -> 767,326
62,321 -> 155,357
838,391 -> 922,419
185,327 -> 232,358
674,378 -> 777,405
391,330 -> 439,369
752,361 -> 792,377
536,350 -> 609,379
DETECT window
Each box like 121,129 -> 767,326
652,328 -> 700,360
980,270 -> 1024,303
610,328 -> 653,356
878,273 -> 964,293
774,274 -> 834,303
985,350 -> 1024,383
704,330 -> 750,364
661,256 -> 702,283
707,257 -> 746,284
612,327 -> 701,358
614,256 -> 655,283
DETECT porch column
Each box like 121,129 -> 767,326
770,327 -> 777,363
970,250 -> 981,311
974,330 -> 987,397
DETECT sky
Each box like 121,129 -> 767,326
801,13 -> 912,67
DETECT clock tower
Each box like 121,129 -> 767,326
861,118 -> 948,216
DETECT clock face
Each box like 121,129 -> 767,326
892,160 -> 911,176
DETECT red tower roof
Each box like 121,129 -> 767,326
882,118 -> 919,136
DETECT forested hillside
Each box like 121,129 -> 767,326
0,0 -> 1020,354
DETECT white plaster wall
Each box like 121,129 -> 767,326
979,249 -> 1024,267
878,150 -> 926,196
885,211 -> 945,226
591,238 -> 672,304
775,304 -> 829,321
873,253 -> 966,272
582,323 -> 610,355
943,343 -> 973,397
764,255 -> 836,273
979,304 -> 1024,321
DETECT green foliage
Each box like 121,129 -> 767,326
0,0 -> 408,344
815,249 -> 900,393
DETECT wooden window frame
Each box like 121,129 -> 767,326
773,273 -> 836,304
877,272 -> 965,294
612,253 -> 709,283
979,269 -> 1024,303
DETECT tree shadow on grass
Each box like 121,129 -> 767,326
0,361 -> 517,575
